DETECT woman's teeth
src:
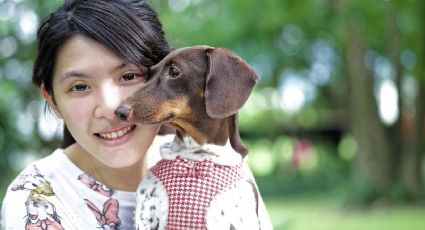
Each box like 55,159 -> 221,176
98,126 -> 133,139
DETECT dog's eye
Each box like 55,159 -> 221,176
169,66 -> 180,78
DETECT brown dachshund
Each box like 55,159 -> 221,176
115,45 -> 258,157
115,46 -> 271,229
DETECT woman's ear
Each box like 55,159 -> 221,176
41,83 -> 63,119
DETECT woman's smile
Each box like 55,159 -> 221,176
94,124 -> 137,147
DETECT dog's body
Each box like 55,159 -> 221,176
136,135 -> 260,230
116,46 -> 268,229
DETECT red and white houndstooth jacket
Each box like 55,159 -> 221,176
135,135 -> 273,230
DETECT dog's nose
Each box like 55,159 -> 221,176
115,105 -> 132,121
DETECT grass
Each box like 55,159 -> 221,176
264,194 -> 425,230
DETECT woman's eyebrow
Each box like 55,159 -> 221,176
112,62 -> 128,72
59,71 -> 88,83
59,62 -> 129,83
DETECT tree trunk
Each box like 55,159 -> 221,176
401,85 -> 424,200
384,0 -> 404,196
344,20 -> 393,202
398,0 -> 424,201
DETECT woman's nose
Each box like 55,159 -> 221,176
94,83 -> 124,120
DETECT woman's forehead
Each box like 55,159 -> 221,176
53,35 -> 132,81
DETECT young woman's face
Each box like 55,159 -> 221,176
46,35 -> 159,168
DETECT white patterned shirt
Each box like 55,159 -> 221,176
2,149 -> 136,229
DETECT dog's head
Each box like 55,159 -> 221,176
115,46 -> 258,156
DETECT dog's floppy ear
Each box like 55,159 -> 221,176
205,48 -> 259,119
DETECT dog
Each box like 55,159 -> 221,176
115,46 -> 266,229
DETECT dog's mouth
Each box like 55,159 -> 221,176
136,112 -> 176,125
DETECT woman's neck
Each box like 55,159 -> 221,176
64,143 -> 146,192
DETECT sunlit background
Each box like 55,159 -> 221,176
1,0 -> 425,229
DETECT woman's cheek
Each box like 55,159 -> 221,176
59,98 -> 91,124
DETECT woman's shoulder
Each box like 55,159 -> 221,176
4,149 -> 62,192
1,148 -> 91,229
2,149 -> 66,228
5,149 -> 64,187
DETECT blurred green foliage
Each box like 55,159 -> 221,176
1,0 -> 425,222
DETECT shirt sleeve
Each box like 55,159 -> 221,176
2,186 -> 30,229
2,165 -> 65,230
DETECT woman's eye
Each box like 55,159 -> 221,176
169,66 -> 180,78
71,84 -> 88,92
121,73 -> 146,83
122,73 -> 136,81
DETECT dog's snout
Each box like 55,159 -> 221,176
115,105 -> 132,121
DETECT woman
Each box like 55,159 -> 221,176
2,0 -> 169,229
2,0 -> 272,229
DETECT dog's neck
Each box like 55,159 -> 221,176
170,114 -> 248,157
159,134 -> 242,166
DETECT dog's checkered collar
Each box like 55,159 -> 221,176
159,135 -> 242,166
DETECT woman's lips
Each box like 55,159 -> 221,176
97,125 -> 134,139
94,125 -> 136,146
